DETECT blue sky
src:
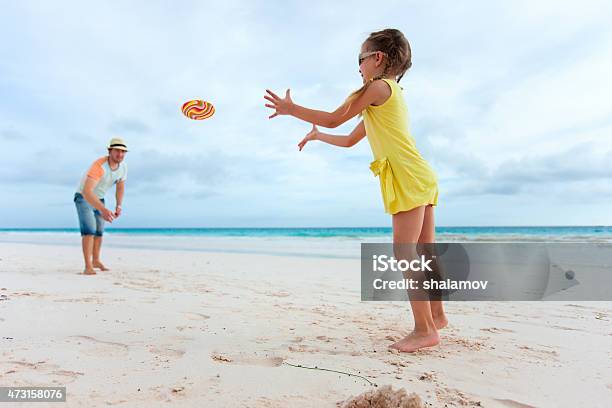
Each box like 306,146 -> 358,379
1,0 -> 611,228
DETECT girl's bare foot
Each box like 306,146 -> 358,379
92,261 -> 109,271
83,268 -> 96,275
433,314 -> 448,330
389,330 -> 439,353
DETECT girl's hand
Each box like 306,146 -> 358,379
265,89 -> 293,119
298,124 -> 319,151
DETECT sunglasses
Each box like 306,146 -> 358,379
358,51 -> 381,66
359,51 -> 387,66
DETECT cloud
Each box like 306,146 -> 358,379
1,128 -> 24,140
108,118 -> 151,134
445,142 -> 612,198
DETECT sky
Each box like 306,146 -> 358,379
1,0 -> 611,228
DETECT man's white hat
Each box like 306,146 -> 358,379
107,137 -> 128,151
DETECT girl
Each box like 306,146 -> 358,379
264,28 -> 447,353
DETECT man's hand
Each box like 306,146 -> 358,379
101,208 -> 115,222
115,205 -> 122,218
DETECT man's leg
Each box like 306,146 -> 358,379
92,206 -> 109,271
82,235 -> 95,275
92,236 -> 109,270
75,193 -> 97,275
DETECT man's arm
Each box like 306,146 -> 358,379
82,177 -> 106,212
82,177 -> 114,222
115,180 -> 125,217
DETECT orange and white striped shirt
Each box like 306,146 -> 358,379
76,156 -> 128,198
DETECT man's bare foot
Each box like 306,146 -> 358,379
389,330 -> 439,353
433,314 -> 449,330
92,261 -> 109,271
83,268 -> 96,275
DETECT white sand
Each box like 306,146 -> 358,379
0,235 -> 611,407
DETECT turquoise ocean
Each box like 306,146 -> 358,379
1,226 -> 612,240
1,226 -> 611,258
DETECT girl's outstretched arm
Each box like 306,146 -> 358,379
265,81 -> 390,128
298,121 -> 366,151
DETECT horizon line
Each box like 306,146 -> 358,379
1,225 -> 611,230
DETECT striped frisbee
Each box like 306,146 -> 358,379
181,100 -> 215,120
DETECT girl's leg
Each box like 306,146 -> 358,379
389,205 -> 440,352
418,205 -> 448,329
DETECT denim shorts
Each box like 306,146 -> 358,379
74,193 -> 105,236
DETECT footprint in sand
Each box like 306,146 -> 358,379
183,312 -> 210,321
1,360 -> 84,384
385,359 -> 409,368
176,325 -> 197,332
287,342 -> 362,357
550,325 -> 585,332
139,296 -> 161,304
210,352 -> 284,367
480,327 -> 515,334
419,371 -> 436,381
67,335 -> 129,357
266,291 -> 290,298
445,335 -> 491,351
192,284 -> 213,294
52,369 -> 85,381
435,386 -> 483,407
565,303 -> 596,310
493,398 -> 536,407
119,277 -> 164,292
53,296 -> 106,304
385,334 -> 402,342
517,345 -> 559,359
149,345 -> 186,359
12,291 -> 47,299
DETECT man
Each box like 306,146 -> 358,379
74,137 -> 128,275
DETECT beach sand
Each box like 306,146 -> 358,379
0,236 -> 611,407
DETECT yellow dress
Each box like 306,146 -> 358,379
362,78 -> 439,214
